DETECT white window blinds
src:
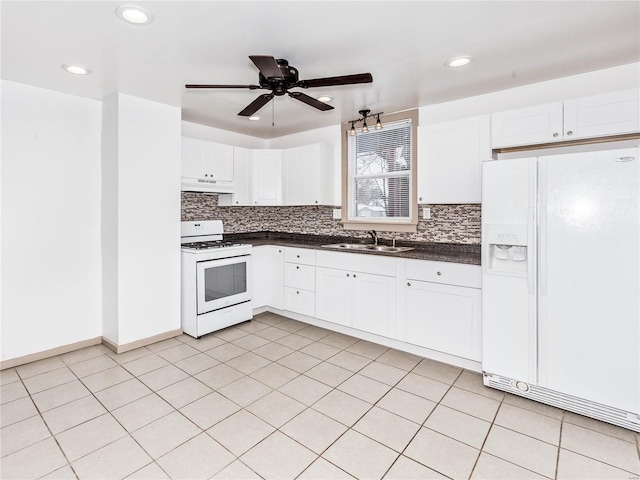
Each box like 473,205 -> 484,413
348,119 -> 413,220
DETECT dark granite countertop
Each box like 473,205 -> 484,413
225,231 -> 481,265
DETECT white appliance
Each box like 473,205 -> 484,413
482,145 -> 640,432
181,220 -> 253,337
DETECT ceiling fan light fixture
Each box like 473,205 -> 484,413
446,56 -> 472,68
116,5 -> 153,25
317,95 -> 333,103
61,64 -> 92,75
248,115 -> 261,121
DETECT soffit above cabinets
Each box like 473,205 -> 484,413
1,1 -> 639,139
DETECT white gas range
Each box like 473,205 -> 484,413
181,220 -> 253,338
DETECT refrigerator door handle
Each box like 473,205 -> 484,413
528,207 -> 536,295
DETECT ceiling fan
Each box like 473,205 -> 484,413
186,55 -> 373,117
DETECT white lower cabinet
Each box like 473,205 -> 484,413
255,247 -> 481,364
316,267 -> 396,336
399,259 -> 482,361
315,267 -> 351,326
351,272 -> 397,338
315,251 -> 397,338
284,248 -> 316,316
403,280 -> 481,361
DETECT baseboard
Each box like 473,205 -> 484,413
253,307 -> 482,373
1,329 -> 184,370
101,329 -> 184,354
0,337 -> 102,370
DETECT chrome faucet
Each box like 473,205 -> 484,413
368,230 -> 378,245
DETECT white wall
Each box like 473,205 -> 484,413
103,94 -> 182,346
182,121 -> 265,149
1,80 -> 103,361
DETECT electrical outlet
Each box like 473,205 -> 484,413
332,208 -> 342,219
422,207 -> 431,219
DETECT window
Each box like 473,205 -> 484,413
341,109 -> 418,232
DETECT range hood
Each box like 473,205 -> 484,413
181,177 -> 235,194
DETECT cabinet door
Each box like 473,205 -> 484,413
563,89 -> 640,140
218,147 -> 251,206
206,143 -> 234,182
405,280 -> 481,361
351,272 -> 397,338
418,116 -> 489,204
266,246 -> 284,309
181,137 -> 207,179
252,150 -> 282,205
283,144 -> 323,205
491,103 -> 563,148
315,267 -> 351,326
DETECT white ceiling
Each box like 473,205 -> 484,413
2,1 -> 639,139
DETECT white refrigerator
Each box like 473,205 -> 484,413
481,145 -> 640,432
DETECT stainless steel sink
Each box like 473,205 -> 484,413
322,243 -> 414,253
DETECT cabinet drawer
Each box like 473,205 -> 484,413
284,287 -> 315,317
285,247 -> 316,266
405,259 -> 481,288
285,263 -> 315,291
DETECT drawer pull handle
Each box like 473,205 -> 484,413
437,271 -> 442,276
297,255 -> 300,258
296,291 -> 299,294
353,274 -> 357,278
296,266 -> 299,269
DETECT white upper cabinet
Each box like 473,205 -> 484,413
252,149 -> 282,205
283,143 -> 334,206
418,115 -> 490,204
218,147 -> 251,206
491,103 -> 564,148
181,137 -> 234,182
492,89 -> 640,148
563,89 -> 640,139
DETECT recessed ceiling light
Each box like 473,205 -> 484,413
116,5 -> 153,25
446,56 -> 472,68
248,115 -> 261,121
317,95 -> 333,103
61,64 -> 92,75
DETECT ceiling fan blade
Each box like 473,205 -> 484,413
288,91 -> 334,111
185,84 -> 261,89
297,73 -> 373,88
249,55 -> 284,79
238,93 -> 274,116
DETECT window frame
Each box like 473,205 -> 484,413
341,109 -> 418,232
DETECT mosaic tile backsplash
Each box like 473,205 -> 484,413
181,192 -> 481,244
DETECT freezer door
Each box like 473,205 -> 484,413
538,148 -> 639,413
481,157 -> 537,383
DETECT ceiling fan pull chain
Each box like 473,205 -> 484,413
272,99 -> 275,127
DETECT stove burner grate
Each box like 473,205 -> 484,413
181,240 -> 243,250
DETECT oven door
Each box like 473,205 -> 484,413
196,254 -> 252,315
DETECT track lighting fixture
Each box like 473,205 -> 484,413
348,109 -> 384,135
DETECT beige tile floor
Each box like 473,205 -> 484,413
1,312 -> 639,479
